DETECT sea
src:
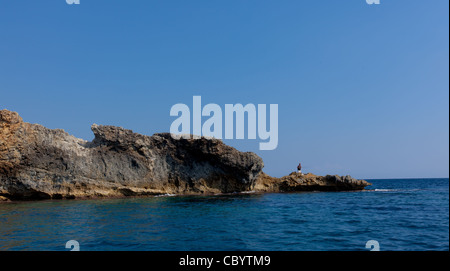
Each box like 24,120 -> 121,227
0,178 -> 448,251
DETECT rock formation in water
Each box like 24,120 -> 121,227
0,109 -> 370,201
0,109 -> 264,200
254,172 -> 371,192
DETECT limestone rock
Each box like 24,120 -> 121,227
0,109 -> 371,201
0,109 -> 263,200
254,172 -> 371,192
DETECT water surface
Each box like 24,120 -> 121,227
0,178 -> 448,251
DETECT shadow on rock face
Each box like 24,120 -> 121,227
0,109 -> 264,201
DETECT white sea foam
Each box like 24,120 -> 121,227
154,193 -> 176,197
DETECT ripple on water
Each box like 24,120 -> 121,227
0,179 -> 448,251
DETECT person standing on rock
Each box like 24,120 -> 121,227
297,163 -> 302,175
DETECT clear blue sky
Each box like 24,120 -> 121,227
1,0 -> 448,179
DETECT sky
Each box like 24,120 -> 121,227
0,0 -> 448,179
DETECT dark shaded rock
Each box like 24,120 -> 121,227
0,109 -> 263,200
0,109 -> 371,202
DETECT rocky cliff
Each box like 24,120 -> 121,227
0,109 -> 370,201
0,109 -> 263,200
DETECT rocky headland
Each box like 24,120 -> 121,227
0,109 -> 371,201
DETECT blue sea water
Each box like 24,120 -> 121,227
0,178 -> 448,251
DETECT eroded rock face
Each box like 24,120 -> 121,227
254,172 -> 371,192
0,109 -> 371,201
0,109 -> 264,200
